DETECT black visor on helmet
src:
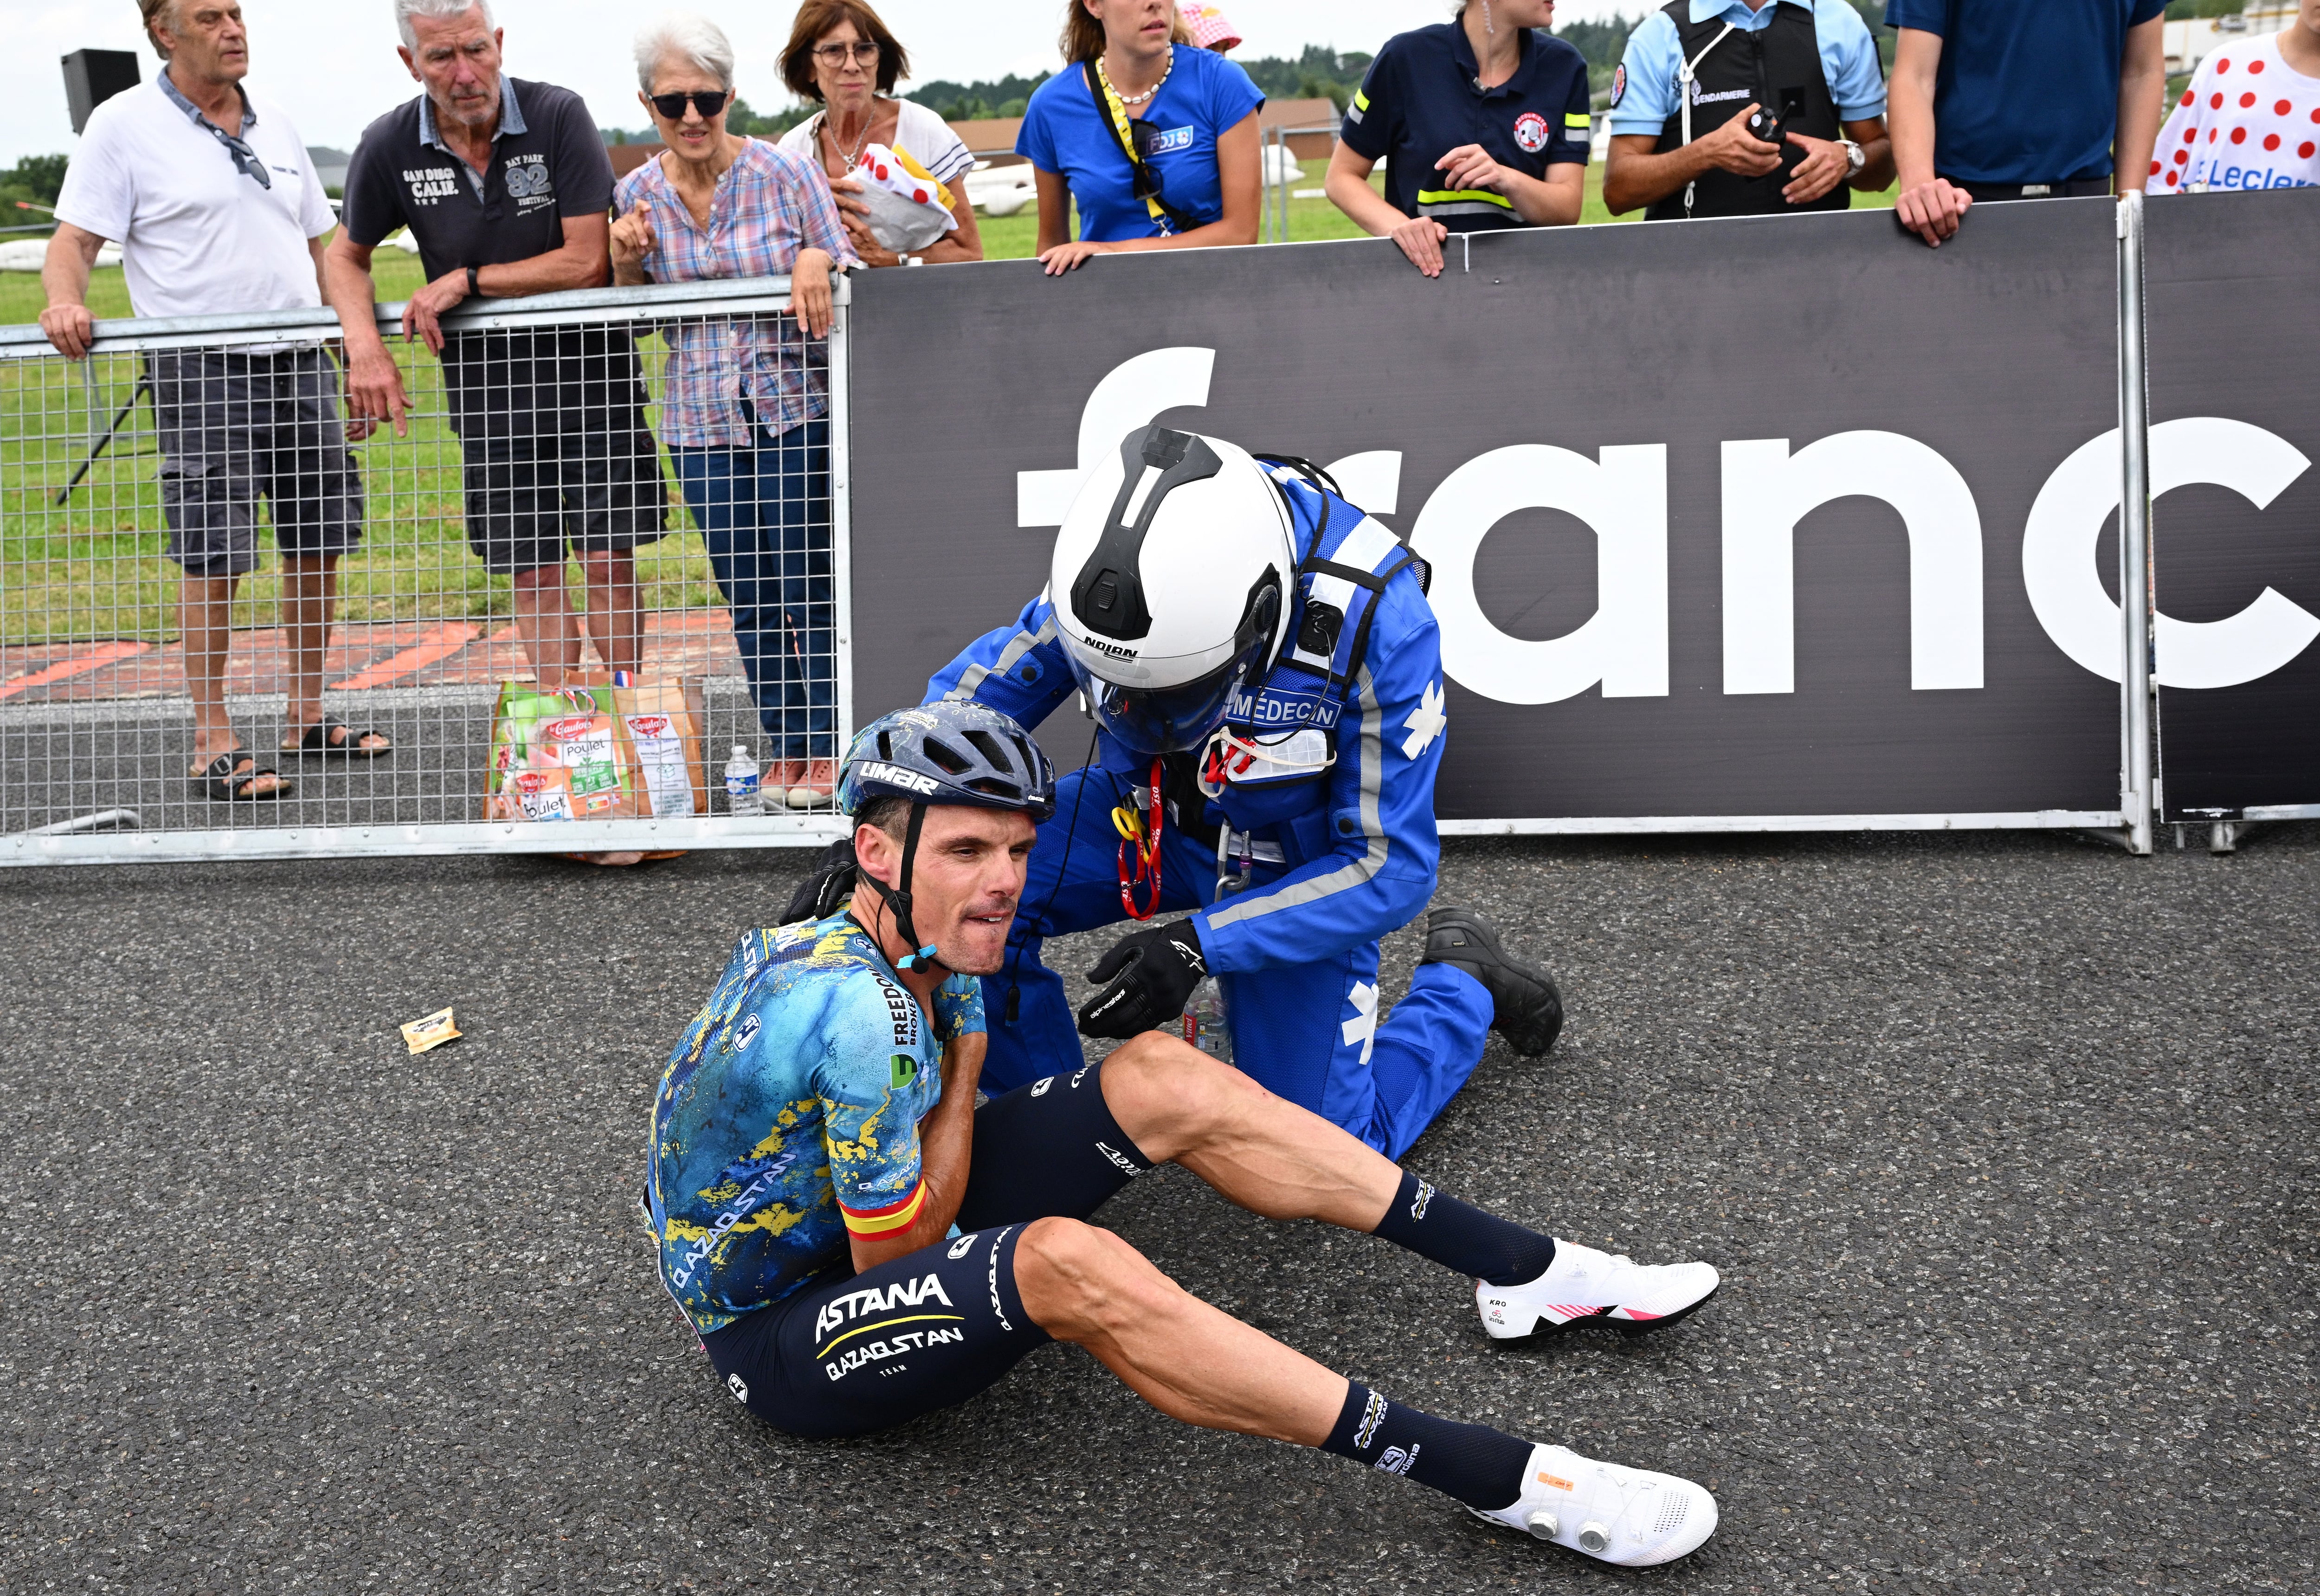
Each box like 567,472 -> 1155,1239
1070,574 -> 1281,753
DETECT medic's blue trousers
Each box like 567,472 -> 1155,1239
980,766 -> 1496,1161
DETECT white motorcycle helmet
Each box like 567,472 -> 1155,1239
1050,426 -> 1296,752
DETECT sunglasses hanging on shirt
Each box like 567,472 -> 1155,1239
199,121 -> 273,190
650,90 -> 733,121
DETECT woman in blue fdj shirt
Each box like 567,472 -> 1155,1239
1016,0 -> 1265,275
1327,0 -> 1591,278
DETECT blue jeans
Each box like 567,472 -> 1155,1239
670,419 -> 834,760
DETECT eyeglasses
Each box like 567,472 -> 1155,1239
812,41 -> 881,66
197,120 -> 272,190
649,90 -> 732,121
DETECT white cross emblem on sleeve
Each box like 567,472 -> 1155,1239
1400,679 -> 1447,759
1341,980 -> 1379,1064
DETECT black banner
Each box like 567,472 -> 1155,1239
848,200 -> 2130,825
2142,187 -> 2320,821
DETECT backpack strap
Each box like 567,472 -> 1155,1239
1280,512 -> 1419,693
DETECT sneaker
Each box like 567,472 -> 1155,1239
1468,1442 -> 1718,1567
1419,907 -> 1562,1055
785,759 -> 838,810
1476,1240 -> 1719,1339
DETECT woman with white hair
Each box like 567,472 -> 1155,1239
610,13 -> 860,809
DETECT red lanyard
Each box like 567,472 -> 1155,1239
1112,756 -> 1165,920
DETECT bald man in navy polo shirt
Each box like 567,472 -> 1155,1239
1886,0 -> 2169,247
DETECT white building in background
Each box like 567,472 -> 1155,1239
2165,7 -> 2296,74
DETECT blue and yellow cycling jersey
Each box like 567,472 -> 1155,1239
644,913 -> 983,1335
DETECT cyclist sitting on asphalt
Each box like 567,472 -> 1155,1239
643,701 -> 1724,1568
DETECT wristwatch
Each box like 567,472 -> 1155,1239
1840,139 -> 1866,176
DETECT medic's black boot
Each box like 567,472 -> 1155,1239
1421,907 -> 1563,1057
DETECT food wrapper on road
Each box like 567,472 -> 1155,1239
400,1006 -> 461,1055
482,682 -> 645,823
852,142 -> 959,254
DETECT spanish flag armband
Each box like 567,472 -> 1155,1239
840,1178 -> 928,1238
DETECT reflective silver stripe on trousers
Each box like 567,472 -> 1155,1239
945,611 -> 1058,701
1205,662 -> 1387,930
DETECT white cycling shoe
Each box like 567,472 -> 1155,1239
1477,1240 -> 1720,1339
1469,1442 -> 1718,1567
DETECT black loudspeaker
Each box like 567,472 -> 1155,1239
62,49 -> 142,135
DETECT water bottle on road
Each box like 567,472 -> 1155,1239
724,746 -> 763,817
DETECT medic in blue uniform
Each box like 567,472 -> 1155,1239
924,427 -> 1561,1160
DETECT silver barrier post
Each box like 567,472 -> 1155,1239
827,276 -> 856,792
1278,126 -> 1293,241
1260,126 -> 1276,244
2115,192 -> 2156,856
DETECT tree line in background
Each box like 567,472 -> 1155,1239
1,153 -> 68,225
42,0 -> 2259,201
896,7 -> 1904,124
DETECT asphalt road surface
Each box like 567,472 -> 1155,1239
3,825 -> 2313,1594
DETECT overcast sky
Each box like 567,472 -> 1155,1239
9,0 -> 1641,164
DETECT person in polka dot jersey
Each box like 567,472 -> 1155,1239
2153,0 -> 2320,193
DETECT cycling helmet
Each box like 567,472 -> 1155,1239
839,702 -> 1055,971
1050,425 -> 1295,752
839,702 -> 1057,821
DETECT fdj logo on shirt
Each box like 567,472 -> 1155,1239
1146,125 -> 1195,154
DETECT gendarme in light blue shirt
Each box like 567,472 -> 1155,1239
1608,0 -> 1888,137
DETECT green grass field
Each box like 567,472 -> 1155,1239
1,172 -> 1896,647
0,249 -> 724,647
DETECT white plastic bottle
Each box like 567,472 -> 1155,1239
1182,976 -> 1232,1063
723,745 -> 763,817
1181,836 -> 1250,1062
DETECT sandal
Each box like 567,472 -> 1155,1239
290,715 -> 393,758
194,752 -> 292,802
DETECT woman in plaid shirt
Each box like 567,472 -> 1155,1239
612,15 -> 860,809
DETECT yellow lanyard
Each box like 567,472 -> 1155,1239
1091,58 -> 1173,232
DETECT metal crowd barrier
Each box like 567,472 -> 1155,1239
1,276 -> 854,865
1258,121 -> 1343,245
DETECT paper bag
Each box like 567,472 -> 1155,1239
482,682 -> 645,823
613,677 -> 710,818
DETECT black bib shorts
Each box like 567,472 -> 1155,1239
698,1057 -> 1153,1439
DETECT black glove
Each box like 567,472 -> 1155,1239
1076,919 -> 1207,1039
781,838 -> 858,924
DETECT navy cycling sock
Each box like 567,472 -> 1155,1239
1371,1170 -> 1556,1287
1320,1381 -> 1530,1512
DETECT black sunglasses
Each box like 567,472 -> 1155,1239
649,90 -> 732,120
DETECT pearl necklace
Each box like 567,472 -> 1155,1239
1098,43 -> 1173,108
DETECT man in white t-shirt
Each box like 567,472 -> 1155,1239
40,0 -> 388,805
2151,0 -> 2320,194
